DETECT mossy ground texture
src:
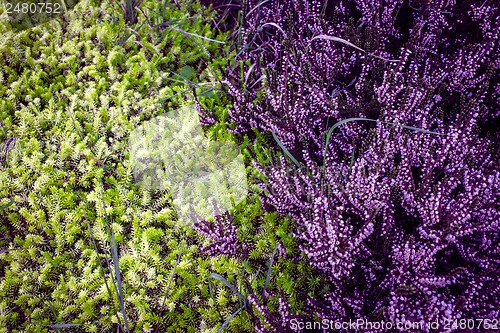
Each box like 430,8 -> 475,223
0,1 -> 317,332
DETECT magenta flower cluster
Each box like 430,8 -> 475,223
201,0 -> 500,331
193,211 -> 246,258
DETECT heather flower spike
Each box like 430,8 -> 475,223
208,0 -> 500,329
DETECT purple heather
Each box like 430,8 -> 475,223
199,0 -> 500,331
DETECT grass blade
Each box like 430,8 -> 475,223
171,27 -> 225,44
0,198 -> 14,210
36,323 -> 82,329
155,88 -> 191,104
154,251 -> 181,333
244,63 -> 256,86
209,273 -> 245,302
209,272 -> 247,331
0,137 -> 18,164
246,0 -> 269,18
113,32 -> 135,45
46,302 -> 60,333
216,305 -> 245,333
262,246 -> 277,297
260,23 -> 286,37
324,118 -> 370,161
84,211 -> 123,331
271,132 -> 300,167
348,149 -> 355,175
208,277 -> 214,300
323,117 -> 445,165
394,124 -> 443,134
110,227 -> 130,332
310,35 -> 364,52
309,35 -> 399,62
0,248 -> 21,254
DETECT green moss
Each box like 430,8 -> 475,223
0,0 -> 328,331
